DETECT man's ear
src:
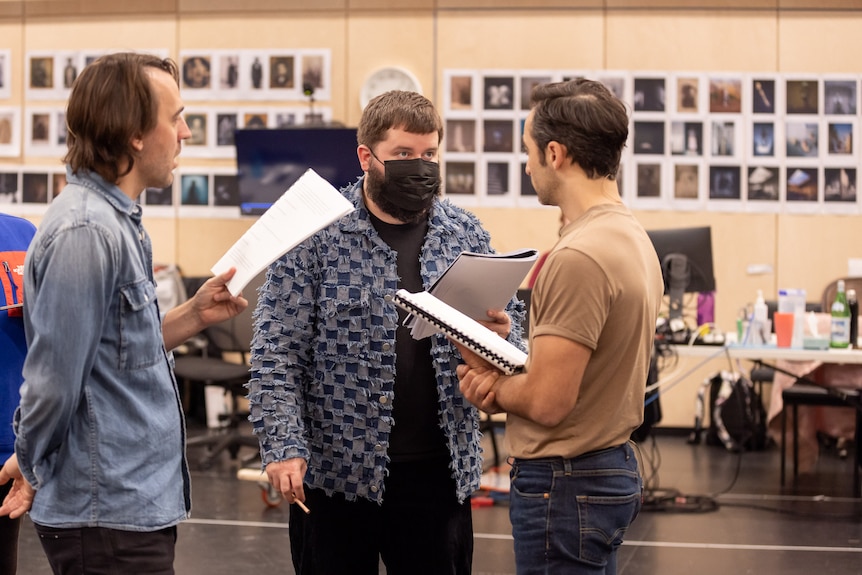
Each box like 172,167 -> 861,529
546,141 -> 568,169
130,135 -> 144,153
357,145 -> 372,172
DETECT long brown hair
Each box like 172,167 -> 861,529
63,53 -> 179,184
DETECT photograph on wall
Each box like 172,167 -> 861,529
751,79 -> 775,114
823,168 -> 856,203
486,162 -> 510,195
520,75 -> 552,110
0,172 -> 18,204
597,75 -> 626,102
301,54 -> 323,93
217,53 -> 241,92
0,50 -> 9,99
448,75 -> 474,111
144,184 -> 173,206
51,171 -> 67,200
826,122 -> 853,155
216,112 -> 239,147
636,163 -> 661,198
824,80 -> 856,115
785,122 -> 818,157
246,53 -> 267,92
709,78 -> 742,113
181,174 -> 209,206
710,120 -> 736,158
786,79 -> 818,114
181,54 -> 213,91
269,55 -> 295,90
0,107 -> 20,157
747,166 -> 779,201
520,163 -> 536,196
786,167 -> 818,202
29,111 -> 51,146
483,119 -> 514,153
213,174 -> 240,206
633,121 -> 665,155
273,111 -> 297,128
446,119 -> 476,153
243,112 -> 268,129
633,77 -> 665,112
56,111 -> 67,147
22,172 -> 49,204
186,112 -> 209,147
708,165 -> 740,200
58,53 -> 79,90
673,164 -> 699,199
670,122 -> 703,156
752,122 -> 775,157
483,76 -> 514,110
677,77 -> 699,113
444,161 -> 475,195
29,56 -> 53,90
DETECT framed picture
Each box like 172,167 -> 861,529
786,79 -> 818,114
708,77 -> 742,114
670,122 -> 703,156
519,75 -> 552,111
633,77 -> 665,112
747,166 -> 780,201
823,168 -> 856,203
447,73 -> 475,111
752,122 -> 775,157
483,76 -> 515,111
677,77 -> 700,113
826,122 -> 853,155
0,171 -> 19,204
446,119 -> 476,153
22,171 -> 49,204
0,49 -> 11,99
708,165 -> 741,200
633,121 -> 665,155
445,161 -> 476,195
824,79 -> 857,115
786,167 -> 818,202
751,78 -> 776,114
483,119 -> 514,153
0,107 -> 20,157
785,122 -> 819,158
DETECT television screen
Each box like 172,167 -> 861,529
234,127 -> 359,215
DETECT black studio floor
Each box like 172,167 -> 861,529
14,424 -> 862,575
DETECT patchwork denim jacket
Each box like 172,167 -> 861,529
248,177 -> 525,504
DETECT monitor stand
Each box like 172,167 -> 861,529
665,253 -> 690,342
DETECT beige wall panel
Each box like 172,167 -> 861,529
147,217 -> 179,265
348,0 -> 433,9
779,0 -> 862,9
776,215 -> 862,304
23,16 -> 177,52
176,218 -> 252,276
0,21 -> 22,105
24,0 -> 175,16
345,12 -> 434,125
436,10 -> 604,83
0,0 -> 22,18
437,0 -> 600,8
606,11 -> 778,70
608,0 -> 776,7
180,0 -> 345,11
778,12 -> 862,72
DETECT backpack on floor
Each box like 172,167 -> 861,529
689,370 -> 769,452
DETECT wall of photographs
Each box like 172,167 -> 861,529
0,48 -> 333,215
442,69 -> 861,215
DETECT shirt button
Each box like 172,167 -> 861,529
374,444 -> 384,451
383,294 -> 393,302
379,396 -> 388,404
382,343 -> 391,352
370,485 -> 379,493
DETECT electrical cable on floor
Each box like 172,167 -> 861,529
635,434 -> 720,514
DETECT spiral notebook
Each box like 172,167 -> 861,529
393,289 -> 527,375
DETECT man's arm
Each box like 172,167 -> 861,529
456,333 -> 591,427
162,268 -> 247,351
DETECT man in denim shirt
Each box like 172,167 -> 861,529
248,90 -> 524,574
0,53 -> 246,573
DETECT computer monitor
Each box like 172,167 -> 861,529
234,127 -> 359,215
646,226 -> 716,325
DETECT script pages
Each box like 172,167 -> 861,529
406,248 -> 538,340
211,169 -> 356,296
394,289 -> 528,375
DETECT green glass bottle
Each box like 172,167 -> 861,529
830,279 -> 851,349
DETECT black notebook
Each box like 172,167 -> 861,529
393,289 -> 527,375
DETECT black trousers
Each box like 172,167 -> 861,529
0,479 -> 21,575
33,523 -> 177,575
289,457 -> 474,575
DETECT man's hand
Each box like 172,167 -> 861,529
452,343 -> 504,414
266,458 -> 308,506
189,268 -> 248,327
477,309 -> 511,339
0,454 -> 34,519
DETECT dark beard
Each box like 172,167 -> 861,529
364,165 -> 433,225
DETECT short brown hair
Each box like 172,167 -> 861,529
530,79 -> 629,179
63,52 -> 180,184
357,90 -> 443,150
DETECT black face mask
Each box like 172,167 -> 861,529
371,153 -> 441,213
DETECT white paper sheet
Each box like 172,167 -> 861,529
211,168 -> 355,296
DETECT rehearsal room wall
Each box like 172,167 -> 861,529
2,1 -> 861,426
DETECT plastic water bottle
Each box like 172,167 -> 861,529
751,290 -> 769,345
830,280 -> 851,349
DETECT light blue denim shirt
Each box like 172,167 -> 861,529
14,167 -> 190,531
248,177 -> 525,504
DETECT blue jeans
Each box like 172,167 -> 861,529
509,443 -> 642,575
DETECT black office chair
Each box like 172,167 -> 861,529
174,271 -> 266,469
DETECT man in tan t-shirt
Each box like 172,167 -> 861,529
456,79 -> 664,575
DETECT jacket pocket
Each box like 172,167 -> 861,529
118,279 -> 163,370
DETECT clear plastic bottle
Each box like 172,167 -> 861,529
830,280 -> 851,349
752,289 -> 768,345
